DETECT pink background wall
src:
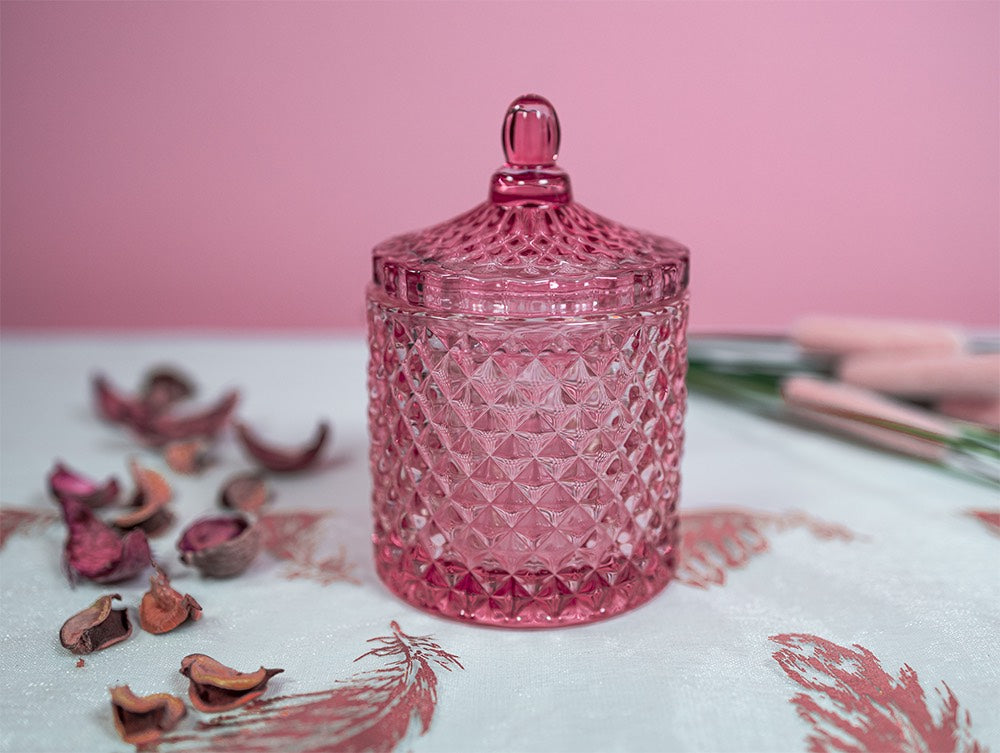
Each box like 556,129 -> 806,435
2,1 -> 997,333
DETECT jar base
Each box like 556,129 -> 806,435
375,547 -> 676,628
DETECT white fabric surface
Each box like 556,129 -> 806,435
0,335 -> 997,753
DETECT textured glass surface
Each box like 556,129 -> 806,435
366,94 -> 690,626
372,201 -> 689,317
367,300 -> 688,626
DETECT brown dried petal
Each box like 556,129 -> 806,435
128,458 -> 173,507
139,565 -> 202,634
164,439 -> 213,475
60,594 -> 132,654
236,420 -> 330,473
177,514 -> 260,578
140,366 -> 196,416
218,471 -> 272,513
179,654 -> 283,713
48,461 -> 120,508
114,459 -> 174,536
131,391 -> 240,447
60,496 -> 152,583
110,685 -> 186,746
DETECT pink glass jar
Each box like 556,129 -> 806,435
366,95 -> 689,627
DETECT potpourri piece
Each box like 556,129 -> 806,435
179,653 -> 283,713
59,496 -> 152,584
48,461 -> 120,509
139,367 -> 196,415
132,390 -> 240,447
164,439 -> 214,475
93,371 -> 238,447
177,514 -> 261,578
235,420 -> 330,473
218,471 -> 272,513
113,459 -> 174,536
139,565 -> 202,634
109,685 -> 187,746
59,594 -> 132,654
93,374 -> 141,425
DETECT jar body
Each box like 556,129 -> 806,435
366,289 -> 688,627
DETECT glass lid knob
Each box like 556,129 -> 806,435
503,94 -> 560,167
491,94 -> 572,206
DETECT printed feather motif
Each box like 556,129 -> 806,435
770,633 -> 988,753
965,509 -> 1000,537
258,511 -> 359,585
156,621 -> 462,753
676,508 -> 855,589
0,507 -> 58,549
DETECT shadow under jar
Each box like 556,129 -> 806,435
366,94 -> 690,627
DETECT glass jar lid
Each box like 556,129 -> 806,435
370,94 -> 689,317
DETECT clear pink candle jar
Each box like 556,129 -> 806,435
366,95 -> 689,627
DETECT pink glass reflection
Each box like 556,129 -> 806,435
367,95 -> 690,627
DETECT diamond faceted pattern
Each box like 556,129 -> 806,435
367,300 -> 688,627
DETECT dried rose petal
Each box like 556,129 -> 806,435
60,496 -> 152,584
132,390 -> 240,447
236,420 -> 330,473
218,472 -> 272,513
93,374 -> 140,425
164,439 -> 213,475
179,654 -> 283,713
114,459 -> 174,536
94,369 -> 238,447
110,685 -> 186,746
177,514 -> 260,578
60,594 -> 132,654
139,565 -> 202,634
140,366 -> 196,416
48,461 -> 120,508
95,367 -> 194,424
128,458 -> 172,507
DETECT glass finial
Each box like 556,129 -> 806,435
491,93 -> 571,205
503,94 -> 560,167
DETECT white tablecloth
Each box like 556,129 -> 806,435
1,335 -> 997,753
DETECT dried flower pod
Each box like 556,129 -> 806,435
93,374 -> 140,425
110,685 -> 186,746
114,459 -> 174,536
180,654 -> 283,713
164,439 -> 214,475
132,391 -> 240,447
94,369 -> 238,447
48,461 -> 120,508
218,471 -> 272,513
60,496 -> 152,584
60,594 -> 132,654
177,514 -> 260,578
139,565 -> 202,634
236,420 -> 330,473
140,366 -> 196,416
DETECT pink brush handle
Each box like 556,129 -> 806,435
781,376 -> 951,461
838,353 -> 1000,400
936,398 -> 1000,430
791,316 -> 962,355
